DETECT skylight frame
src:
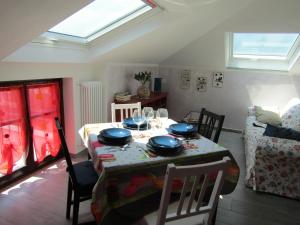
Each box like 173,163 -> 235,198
226,32 -> 300,71
43,0 -> 155,44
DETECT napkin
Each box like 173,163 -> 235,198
91,141 -> 105,149
98,154 -> 116,161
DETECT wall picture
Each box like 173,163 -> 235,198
212,72 -> 223,88
180,69 -> 191,89
196,77 -> 207,92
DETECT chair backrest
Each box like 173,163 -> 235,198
55,117 -> 78,187
197,108 -> 225,143
111,102 -> 141,122
156,157 -> 230,225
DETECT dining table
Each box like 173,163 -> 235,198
79,119 -> 240,225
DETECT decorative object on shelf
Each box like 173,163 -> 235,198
154,77 -> 162,92
114,91 -> 131,102
134,71 -> 152,98
212,72 -> 224,88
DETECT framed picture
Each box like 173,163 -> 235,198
180,69 -> 191,89
197,77 -> 207,92
212,72 -> 223,88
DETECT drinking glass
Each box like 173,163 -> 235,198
132,109 -> 145,132
143,107 -> 154,129
157,108 -> 168,128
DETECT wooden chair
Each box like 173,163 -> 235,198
198,108 -> 225,143
55,118 -> 99,225
156,157 -> 230,225
111,102 -> 141,122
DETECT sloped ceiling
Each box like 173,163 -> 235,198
0,0 -> 91,60
1,0 -> 255,64
161,0 -> 300,72
90,0 -> 255,64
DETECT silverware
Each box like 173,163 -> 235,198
142,151 -> 150,158
121,143 -> 129,151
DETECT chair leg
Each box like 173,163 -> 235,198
66,178 -> 72,219
133,217 -> 149,225
73,192 -> 80,225
211,202 -> 218,225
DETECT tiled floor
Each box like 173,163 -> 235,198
0,131 -> 299,225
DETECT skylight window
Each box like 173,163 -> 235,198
226,33 -> 300,71
48,0 -> 153,40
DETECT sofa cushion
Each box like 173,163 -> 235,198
255,106 -> 282,126
281,100 -> 300,132
263,124 -> 300,141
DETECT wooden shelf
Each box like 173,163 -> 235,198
114,92 -> 167,110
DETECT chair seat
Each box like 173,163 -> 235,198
73,160 -> 99,195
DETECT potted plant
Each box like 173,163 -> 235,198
134,71 -> 151,98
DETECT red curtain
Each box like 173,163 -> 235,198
27,83 -> 61,163
142,0 -> 157,8
0,86 -> 27,175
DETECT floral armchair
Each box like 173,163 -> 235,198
244,105 -> 300,199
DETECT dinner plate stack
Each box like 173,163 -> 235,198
168,123 -> 197,137
97,128 -> 132,146
147,136 -> 183,156
122,117 -> 148,130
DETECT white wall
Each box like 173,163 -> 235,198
95,63 -> 159,122
160,0 -> 300,131
160,66 -> 300,130
0,62 -> 95,153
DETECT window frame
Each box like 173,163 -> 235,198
225,32 -> 300,71
43,1 -> 157,44
0,78 -> 64,189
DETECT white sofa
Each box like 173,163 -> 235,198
244,103 -> 300,199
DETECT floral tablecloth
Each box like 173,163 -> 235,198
79,120 -> 239,224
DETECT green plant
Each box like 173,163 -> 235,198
134,71 -> 151,85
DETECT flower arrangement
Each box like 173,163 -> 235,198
134,71 -> 152,85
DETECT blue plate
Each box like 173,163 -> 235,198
123,117 -> 147,129
169,123 -> 197,136
98,128 -> 132,146
100,128 -> 131,139
149,136 -> 182,149
147,143 -> 183,156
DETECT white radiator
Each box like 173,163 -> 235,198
80,81 -> 103,125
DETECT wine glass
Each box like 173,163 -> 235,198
132,109 -> 145,132
157,108 -> 168,128
142,107 -> 154,130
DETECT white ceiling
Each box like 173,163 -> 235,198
0,0 -> 255,64
0,0 -> 91,60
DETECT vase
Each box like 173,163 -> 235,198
137,84 -> 150,98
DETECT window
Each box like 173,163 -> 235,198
0,79 -> 63,187
47,0 -> 154,43
226,33 -> 300,71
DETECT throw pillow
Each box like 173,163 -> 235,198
255,106 -> 282,126
281,99 -> 300,132
263,124 -> 300,141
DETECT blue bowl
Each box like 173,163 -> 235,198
169,123 -> 197,136
148,136 -> 182,149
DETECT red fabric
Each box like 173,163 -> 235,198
91,141 -> 105,149
142,0 -> 157,8
0,86 -> 27,175
27,83 -> 61,163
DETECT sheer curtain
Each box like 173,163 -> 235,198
27,83 -> 61,163
0,86 -> 27,175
